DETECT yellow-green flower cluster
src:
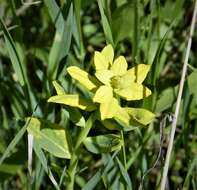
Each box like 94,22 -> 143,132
48,45 -> 155,127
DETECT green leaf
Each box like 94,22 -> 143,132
115,83 -> 152,101
188,71 -> 197,95
48,94 -> 96,111
83,134 -> 121,154
45,1 -> 73,79
67,66 -> 99,91
112,3 -> 134,43
0,19 -> 26,86
155,86 -> 178,113
33,141 -> 60,190
0,120 -> 29,165
64,108 -> 86,128
82,170 -> 102,190
27,117 -> 71,159
97,1 -> 114,45
125,108 -> 155,126
111,56 -> 128,76
116,157 -> 132,190
126,64 -> 150,84
93,85 -> 113,103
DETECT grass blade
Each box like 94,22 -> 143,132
0,19 -> 26,86
97,0 -> 114,46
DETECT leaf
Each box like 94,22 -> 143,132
100,98 -> 119,120
101,44 -> 114,65
155,86 -> 178,113
111,56 -> 128,76
125,108 -> 155,126
115,83 -> 152,101
0,19 -> 26,86
48,94 -> 96,111
94,51 -> 110,71
75,113 -> 96,150
64,108 -> 85,128
33,141 -> 60,190
0,120 -> 29,165
93,85 -> 113,103
114,107 -> 130,126
126,64 -> 150,84
52,81 -> 65,95
116,157 -> 132,190
67,66 -> 98,91
188,71 -> 197,95
82,170 -> 102,190
97,0 -> 114,45
45,1 -> 73,79
112,3 -> 134,43
83,134 -> 121,154
27,117 -> 71,159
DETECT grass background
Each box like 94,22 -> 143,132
0,0 -> 197,189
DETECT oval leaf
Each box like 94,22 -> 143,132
27,118 -> 71,159
83,134 -> 122,154
125,108 -> 155,126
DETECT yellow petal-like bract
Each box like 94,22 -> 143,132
67,66 -> 98,91
115,83 -> 152,100
48,95 -> 96,111
94,51 -> 109,71
125,107 -> 155,126
126,64 -> 150,84
95,69 -> 113,85
52,81 -> 65,95
100,98 -> 119,120
93,85 -> 113,103
101,44 -> 114,65
111,56 -> 128,76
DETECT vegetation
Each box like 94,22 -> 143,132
0,0 -> 197,189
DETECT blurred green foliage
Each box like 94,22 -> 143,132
0,0 -> 197,189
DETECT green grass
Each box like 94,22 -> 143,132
0,0 -> 197,189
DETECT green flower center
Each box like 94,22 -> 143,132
111,76 -> 121,89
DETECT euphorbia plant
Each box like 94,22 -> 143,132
48,44 -> 155,190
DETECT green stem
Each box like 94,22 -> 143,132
120,130 -> 128,190
120,130 -> 127,168
66,113 -> 96,190
66,152 -> 78,190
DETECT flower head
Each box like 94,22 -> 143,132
48,45 -> 155,128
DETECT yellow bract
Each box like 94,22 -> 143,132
67,66 -> 98,91
93,85 -> 113,103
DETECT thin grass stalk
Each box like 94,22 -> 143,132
66,113 -> 95,190
160,1 -> 197,189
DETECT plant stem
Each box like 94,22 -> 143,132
120,130 -> 127,168
66,152 -> 78,190
66,113 -> 96,190
160,1 -> 197,189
